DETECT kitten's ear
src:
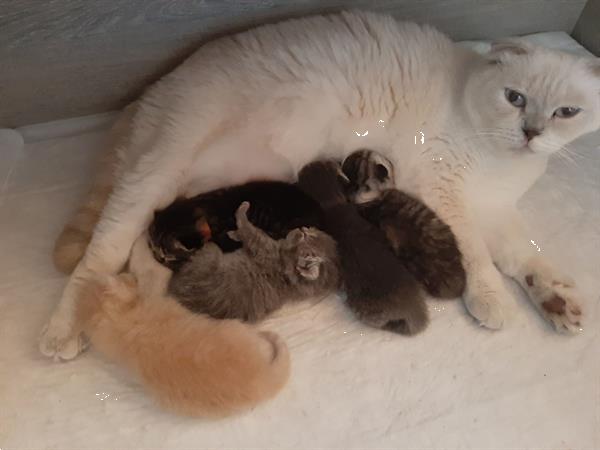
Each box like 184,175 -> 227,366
336,165 -> 350,185
487,40 -> 529,64
286,229 -> 305,245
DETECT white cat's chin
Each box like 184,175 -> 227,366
488,135 -> 559,157
527,139 -> 564,156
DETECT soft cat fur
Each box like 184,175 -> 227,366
297,160 -> 429,335
168,202 -> 340,321
45,11 -> 599,359
149,181 -> 322,270
343,150 -> 466,298
72,235 -> 290,418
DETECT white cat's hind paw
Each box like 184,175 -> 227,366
39,319 -> 86,361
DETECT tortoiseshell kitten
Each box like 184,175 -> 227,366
149,181 -> 322,270
297,159 -> 429,335
343,150 -> 466,298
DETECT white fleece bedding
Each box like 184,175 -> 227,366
0,31 -> 598,449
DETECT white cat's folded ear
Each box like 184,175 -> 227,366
487,40 -> 530,64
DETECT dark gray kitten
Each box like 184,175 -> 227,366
168,202 -> 341,322
343,150 -> 466,299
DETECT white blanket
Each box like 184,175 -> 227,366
0,31 -> 598,449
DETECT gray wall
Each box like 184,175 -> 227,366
0,0 -> 589,127
573,0 -> 600,56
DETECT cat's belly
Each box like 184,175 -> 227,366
182,117 -> 390,195
182,127 -> 295,198
181,92 -> 443,198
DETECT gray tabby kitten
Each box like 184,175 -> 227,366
343,150 -> 466,299
168,202 -> 340,322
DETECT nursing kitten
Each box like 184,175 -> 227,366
149,181 -> 322,270
297,160 -> 428,335
168,202 -> 340,322
73,236 -> 290,418
46,11 -> 598,359
343,150 -> 466,298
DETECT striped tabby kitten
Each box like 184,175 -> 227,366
343,150 -> 466,298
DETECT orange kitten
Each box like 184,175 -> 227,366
73,237 -> 290,418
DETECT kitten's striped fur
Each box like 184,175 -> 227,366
344,150 -> 466,298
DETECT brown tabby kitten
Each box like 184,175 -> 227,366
343,150 -> 466,298
168,202 -> 341,322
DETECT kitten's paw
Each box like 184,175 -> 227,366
39,318 -> 86,361
521,269 -> 583,334
464,267 -> 512,330
236,201 -> 250,218
227,230 -> 241,241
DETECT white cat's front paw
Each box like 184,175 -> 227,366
39,317 -> 86,361
464,267 -> 512,329
521,269 -> 583,334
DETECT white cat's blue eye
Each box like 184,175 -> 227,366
553,106 -> 581,118
504,88 -> 526,108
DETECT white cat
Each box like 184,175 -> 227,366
43,11 -> 600,359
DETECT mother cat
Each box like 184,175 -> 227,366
45,10 -> 599,359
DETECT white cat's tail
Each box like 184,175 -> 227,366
52,104 -> 137,274
53,182 -> 112,274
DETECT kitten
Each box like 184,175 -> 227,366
72,237 -> 290,418
297,160 -> 429,335
343,150 -> 466,298
168,202 -> 340,322
149,181 -> 322,270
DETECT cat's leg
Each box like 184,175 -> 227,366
422,185 -> 513,329
479,207 -> 584,333
40,142 -> 189,360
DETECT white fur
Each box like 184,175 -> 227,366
40,11 -> 600,358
